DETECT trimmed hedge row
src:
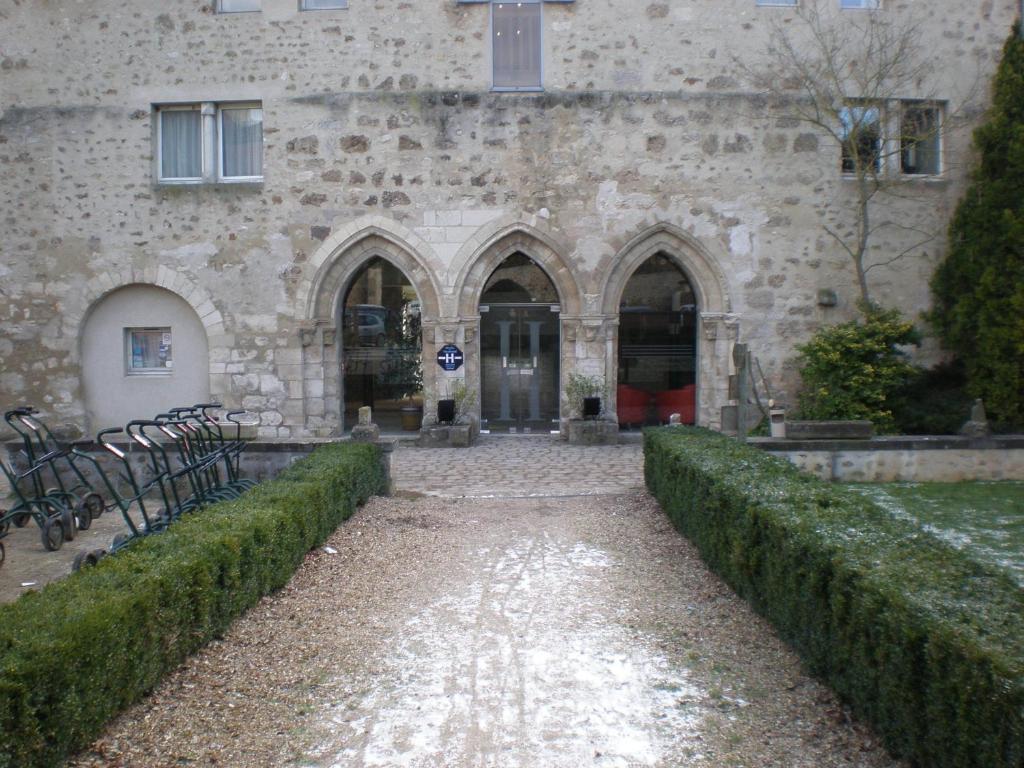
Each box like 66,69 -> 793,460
645,427 -> 1024,768
0,442 -> 385,768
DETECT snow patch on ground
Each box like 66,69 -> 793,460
316,538 -> 704,767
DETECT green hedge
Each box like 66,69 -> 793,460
0,442 -> 385,768
645,427 -> 1024,768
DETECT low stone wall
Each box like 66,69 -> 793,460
752,435 -> 1024,482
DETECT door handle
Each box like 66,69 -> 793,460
533,356 -> 538,369
502,356 -> 507,369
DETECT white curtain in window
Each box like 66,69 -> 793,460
221,107 -> 263,178
220,0 -> 260,11
493,2 -> 541,88
303,0 -> 347,8
903,107 -> 940,174
160,110 -> 202,179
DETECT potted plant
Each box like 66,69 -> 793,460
565,373 -> 617,445
437,379 -> 476,425
565,372 -> 606,420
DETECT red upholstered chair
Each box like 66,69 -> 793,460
655,385 -> 696,424
616,384 -> 651,426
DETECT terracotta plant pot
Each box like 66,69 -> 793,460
400,404 -> 423,431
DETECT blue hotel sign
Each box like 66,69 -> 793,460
436,344 -> 465,371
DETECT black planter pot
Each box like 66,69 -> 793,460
437,398 -> 456,424
582,396 -> 602,419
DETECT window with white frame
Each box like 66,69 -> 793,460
218,0 -> 260,12
901,102 -> 942,176
839,102 -> 882,174
159,107 -> 203,181
301,0 -> 347,8
841,0 -> 880,8
839,99 -> 944,177
492,0 -> 542,90
157,102 -> 263,183
126,328 -> 173,374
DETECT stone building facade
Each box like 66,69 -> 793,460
0,0 -> 1015,437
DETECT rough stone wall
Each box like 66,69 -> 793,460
0,0 -> 1015,437
775,447 -> 1024,482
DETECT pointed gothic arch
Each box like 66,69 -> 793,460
297,223 -> 444,434
453,224 -> 582,317
305,228 -> 443,325
599,222 -> 734,429
600,222 -> 730,316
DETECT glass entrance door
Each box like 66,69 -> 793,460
480,304 -> 560,433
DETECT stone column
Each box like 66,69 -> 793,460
426,318 -> 478,426
698,311 -> 740,430
300,319 -> 338,436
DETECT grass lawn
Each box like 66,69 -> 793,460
847,481 -> 1024,585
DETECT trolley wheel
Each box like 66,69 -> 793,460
42,517 -> 64,552
59,507 -> 76,542
0,518 -> 8,535
83,492 -> 104,520
74,498 -> 94,531
0,541 -> 5,568
13,512 -> 31,528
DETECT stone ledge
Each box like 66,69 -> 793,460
418,423 -> 478,448
752,435 -> 1024,452
567,419 -> 618,446
784,420 -> 873,441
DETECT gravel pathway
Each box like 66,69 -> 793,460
71,491 -> 901,767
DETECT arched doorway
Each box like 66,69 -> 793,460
478,252 -> 561,433
341,256 -> 422,433
616,253 -> 698,429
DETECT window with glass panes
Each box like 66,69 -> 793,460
157,102 -> 262,183
126,328 -> 173,373
840,102 -> 882,174
492,0 -> 542,90
218,0 -> 260,12
901,103 -> 941,175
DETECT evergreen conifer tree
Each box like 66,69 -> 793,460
931,25 -> 1024,426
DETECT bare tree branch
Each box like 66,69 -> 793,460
737,1 -> 978,312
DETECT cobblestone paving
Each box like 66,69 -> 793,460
390,436 -> 645,497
